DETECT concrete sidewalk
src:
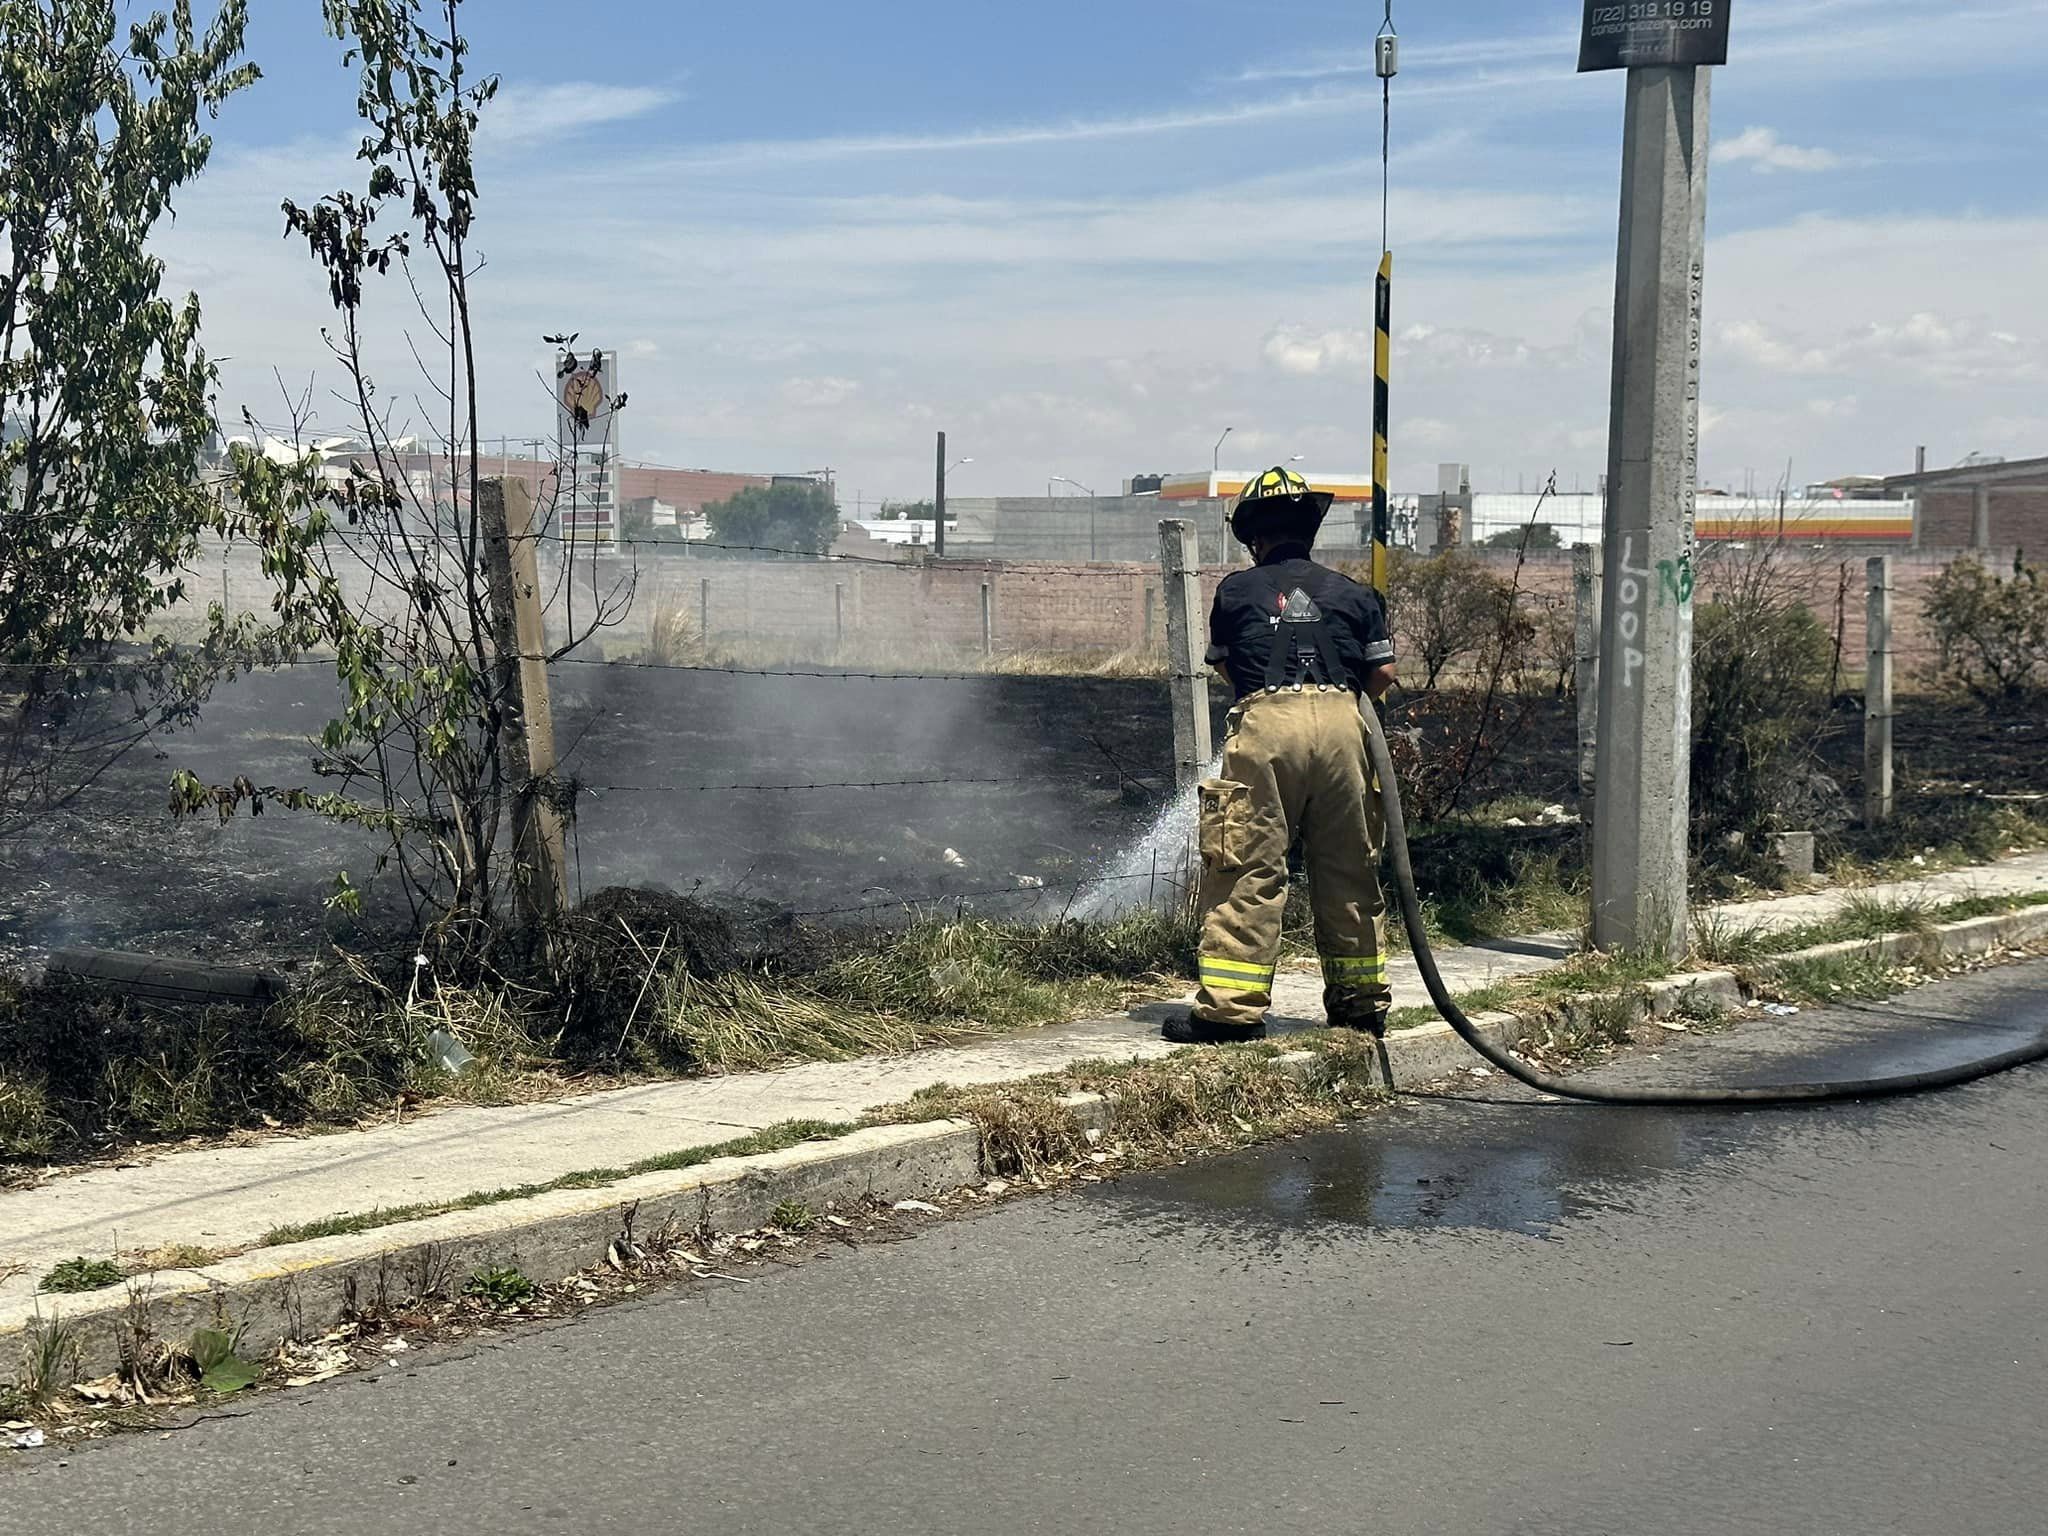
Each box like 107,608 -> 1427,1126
6,850 -> 2047,1307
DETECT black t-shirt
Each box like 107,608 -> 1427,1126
1205,546 -> 1396,700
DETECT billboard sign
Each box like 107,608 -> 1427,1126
1579,1 -> 1731,72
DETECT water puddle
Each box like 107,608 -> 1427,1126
1090,1101 -> 1767,1239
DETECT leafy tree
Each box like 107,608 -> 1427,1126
186,0 -> 628,934
0,0 -> 264,832
704,480 -> 841,555
876,499 -> 932,523
1479,523 -> 1562,553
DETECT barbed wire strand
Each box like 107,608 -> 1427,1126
580,773 -> 1085,796
793,868 -> 1186,918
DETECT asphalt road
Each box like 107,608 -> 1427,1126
8,961 -> 2048,1534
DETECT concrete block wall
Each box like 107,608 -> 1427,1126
172,537 -> 2007,684
1488,547 -> 2006,684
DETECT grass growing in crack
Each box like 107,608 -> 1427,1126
1760,953 -> 1902,1006
14,1313 -> 78,1409
464,1266 -> 536,1308
135,1243 -> 221,1272
876,1036 -> 1388,1179
769,1200 -> 818,1232
39,1256 -> 123,1294
1714,890 -> 2048,964
257,1118 -> 856,1247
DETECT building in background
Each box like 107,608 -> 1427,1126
1881,453 -> 2048,551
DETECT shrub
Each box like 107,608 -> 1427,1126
1387,549 -> 1512,689
1925,556 -> 2048,701
1689,563 -> 1836,856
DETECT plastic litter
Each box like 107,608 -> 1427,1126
426,1028 -> 478,1074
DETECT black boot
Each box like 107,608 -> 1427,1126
1326,1010 -> 1390,1037
1162,1012 -> 1268,1045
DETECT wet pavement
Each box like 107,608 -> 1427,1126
9,960 -> 2048,1534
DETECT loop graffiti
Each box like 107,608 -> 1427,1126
1614,537 -> 1696,691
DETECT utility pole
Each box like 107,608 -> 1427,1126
934,431 -> 947,558
1582,5 -> 1728,957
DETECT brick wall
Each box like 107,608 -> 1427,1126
1907,486 -> 2048,551
1481,548 -> 2019,685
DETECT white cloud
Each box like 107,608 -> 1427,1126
481,82 -> 676,145
1263,325 -> 1368,376
781,376 -> 860,409
1714,310 -> 2042,386
654,91 -> 1364,172
628,338 -> 660,357
1717,126 -> 1841,173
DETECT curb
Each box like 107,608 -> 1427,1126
0,1019 -> 1528,1381
2,1119 -> 980,1382
1766,903 -> 2048,971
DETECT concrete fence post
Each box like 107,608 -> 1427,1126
698,577 -> 710,645
479,477 -> 570,926
1865,555 -> 1894,828
1158,520 -> 1213,797
834,581 -> 846,647
1143,584 -> 1157,654
1572,542 -> 1601,802
979,581 -> 994,656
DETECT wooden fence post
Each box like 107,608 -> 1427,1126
1572,542 -> 1601,802
480,477 -> 570,925
1865,555 -> 1894,827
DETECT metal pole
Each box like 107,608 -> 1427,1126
934,431 -> 947,558
1591,63 -> 1710,959
1372,253 -> 1393,596
1158,519 -> 1213,797
1865,556 -> 1894,828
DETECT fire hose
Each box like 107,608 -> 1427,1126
1356,699 -> 2048,1104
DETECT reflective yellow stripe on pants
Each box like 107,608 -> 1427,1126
1197,955 -> 1277,996
1321,955 -> 1387,984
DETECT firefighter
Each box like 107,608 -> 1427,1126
1164,466 -> 1399,1045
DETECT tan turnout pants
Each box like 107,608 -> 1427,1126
1193,686 -> 1390,1030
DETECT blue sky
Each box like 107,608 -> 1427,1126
164,0 -> 2048,506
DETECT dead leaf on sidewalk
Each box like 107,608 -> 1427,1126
892,1199 -> 941,1215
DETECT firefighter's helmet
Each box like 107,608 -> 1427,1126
1229,465 -> 1334,548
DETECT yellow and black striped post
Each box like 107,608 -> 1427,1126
1370,251 -> 1393,597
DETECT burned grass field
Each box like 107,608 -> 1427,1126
2,663 -> 2038,976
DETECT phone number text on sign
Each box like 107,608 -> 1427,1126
1579,0 -> 1731,72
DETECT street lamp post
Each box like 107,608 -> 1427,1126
1212,428 -> 1235,561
